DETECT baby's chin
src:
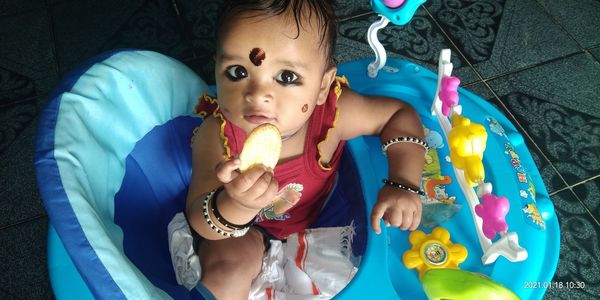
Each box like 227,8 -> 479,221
234,120 -> 279,138
220,111 -> 265,132
229,116 -> 304,141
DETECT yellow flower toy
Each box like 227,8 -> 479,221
402,227 -> 468,278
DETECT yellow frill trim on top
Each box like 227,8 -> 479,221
333,75 -> 349,99
192,93 -> 231,160
316,75 -> 349,171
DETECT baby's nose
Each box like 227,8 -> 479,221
244,80 -> 272,103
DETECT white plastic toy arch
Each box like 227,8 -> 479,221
431,49 -> 528,265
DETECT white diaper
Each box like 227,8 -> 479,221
167,212 -> 201,291
167,213 -> 359,298
249,225 -> 358,300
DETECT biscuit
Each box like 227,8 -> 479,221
239,123 -> 282,172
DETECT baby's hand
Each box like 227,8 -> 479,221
371,186 -> 422,234
215,158 -> 279,211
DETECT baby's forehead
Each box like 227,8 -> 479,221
221,5 -> 331,43
219,14 -> 325,52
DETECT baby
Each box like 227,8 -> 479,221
185,0 -> 426,298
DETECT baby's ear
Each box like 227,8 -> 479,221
317,66 -> 338,105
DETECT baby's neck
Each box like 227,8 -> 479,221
279,123 -> 309,163
281,126 -> 302,142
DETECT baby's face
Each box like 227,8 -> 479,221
215,12 -> 333,137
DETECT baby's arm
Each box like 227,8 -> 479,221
337,88 -> 425,233
186,117 -> 278,240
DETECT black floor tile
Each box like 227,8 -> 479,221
0,99 -> 37,154
0,70 -> 58,121
0,0 -> 45,18
544,190 -> 600,299
48,0 -> 71,5
424,0 -> 580,79
573,177 -> 600,226
335,0 -> 374,20
0,9 -> 56,80
462,82 -> 568,194
337,12 -> 480,84
590,47 -> 600,62
182,57 -> 216,85
33,76 -> 61,101
99,0 -> 194,64
0,114 -> 47,228
458,81 -> 503,107
537,0 -> 600,49
51,0 -> 145,74
175,0 -> 221,80
0,67 -> 36,107
335,33 -> 379,66
486,53 -> 600,186
0,217 -> 54,300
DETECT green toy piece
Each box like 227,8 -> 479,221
421,269 -> 520,300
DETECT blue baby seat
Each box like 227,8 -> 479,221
35,50 -> 559,299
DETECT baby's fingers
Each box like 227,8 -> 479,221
228,168 -> 278,210
370,202 -> 387,235
215,158 -> 241,183
410,208 -> 422,231
400,210 -> 413,231
228,165 -> 270,195
244,168 -> 278,200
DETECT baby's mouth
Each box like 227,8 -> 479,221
243,113 -> 274,125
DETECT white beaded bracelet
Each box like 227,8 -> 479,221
381,136 -> 430,153
202,189 -> 250,238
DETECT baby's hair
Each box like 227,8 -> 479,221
216,0 -> 338,68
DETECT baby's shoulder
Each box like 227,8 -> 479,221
199,115 -> 221,130
191,116 -> 223,147
336,87 -> 365,109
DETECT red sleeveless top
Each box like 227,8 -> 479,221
194,77 -> 349,239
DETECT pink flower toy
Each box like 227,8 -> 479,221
475,192 -> 510,240
439,76 -> 460,116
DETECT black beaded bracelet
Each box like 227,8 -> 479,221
382,179 -> 426,197
210,187 -> 255,230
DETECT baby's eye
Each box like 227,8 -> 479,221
276,70 -> 299,84
225,65 -> 248,81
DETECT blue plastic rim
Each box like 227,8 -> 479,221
336,58 -> 559,300
37,50 -> 559,300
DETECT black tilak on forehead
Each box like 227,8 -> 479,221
249,48 -> 266,66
